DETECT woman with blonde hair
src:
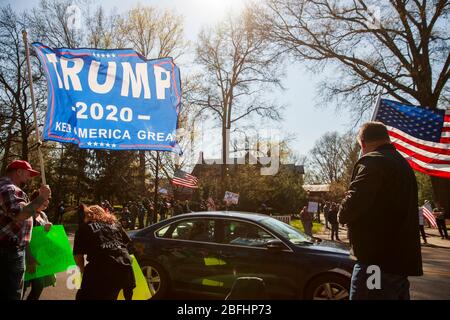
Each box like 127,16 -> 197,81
73,204 -> 135,300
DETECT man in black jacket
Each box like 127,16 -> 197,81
339,122 -> 422,300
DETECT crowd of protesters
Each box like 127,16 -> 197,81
78,195 -> 237,232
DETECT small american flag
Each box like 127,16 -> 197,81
422,202 -> 437,228
170,170 -> 199,189
375,99 -> 450,179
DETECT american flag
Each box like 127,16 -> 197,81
170,170 -> 199,189
375,99 -> 450,179
422,202 -> 437,228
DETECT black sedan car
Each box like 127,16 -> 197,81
128,211 -> 355,300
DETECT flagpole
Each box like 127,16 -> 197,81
22,30 -> 46,185
359,92 -> 383,158
370,92 -> 383,121
153,150 -> 160,222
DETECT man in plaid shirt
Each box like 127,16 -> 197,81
0,160 -> 51,300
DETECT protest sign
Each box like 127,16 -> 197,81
307,201 -> 319,213
224,191 -> 239,205
25,225 -> 75,281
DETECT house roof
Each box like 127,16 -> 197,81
302,184 -> 331,192
191,152 -> 304,175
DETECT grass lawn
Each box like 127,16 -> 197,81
290,219 -> 323,235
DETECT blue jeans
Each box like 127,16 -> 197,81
0,246 -> 26,300
350,263 -> 410,300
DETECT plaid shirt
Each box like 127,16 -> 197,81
0,177 -> 33,248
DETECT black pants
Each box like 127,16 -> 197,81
419,225 -> 427,242
130,213 -> 137,230
146,212 -> 154,226
76,262 -> 135,300
331,223 -> 340,241
138,214 -> 144,229
436,219 -> 448,239
25,279 -> 44,300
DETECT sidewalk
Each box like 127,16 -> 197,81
315,223 -> 450,249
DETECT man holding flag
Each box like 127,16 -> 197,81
0,160 -> 51,300
170,170 -> 198,189
422,200 -> 438,229
433,204 -> 448,240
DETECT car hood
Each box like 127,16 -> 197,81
299,239 -> 350,255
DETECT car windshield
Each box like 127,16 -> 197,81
260,217 -> 314,245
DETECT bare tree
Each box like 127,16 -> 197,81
193,11 -> 285,192
306,131 -> 359,184
255,0 -> 449,210
254,0 -> 449,115
28,0 -> 86,48
115,5 -> 188,195
0,6 -> 47,166
86,6 -> 125,49
118,5 -> 188,60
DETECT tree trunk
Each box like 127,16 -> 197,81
139,151 -> 146,197
1,130 -> 13,174
153,151 -> 159,223
221,114 -> 229,197
424,101 -> 449,217
20,119 -> 29,161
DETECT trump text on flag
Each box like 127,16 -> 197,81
33,43 -> 182,151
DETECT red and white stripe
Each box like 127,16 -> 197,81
422,203 -> 438,228
171,173 -> 199,189
441,110 -> 450,143
386,114 -> 450,179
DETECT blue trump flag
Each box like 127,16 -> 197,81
33,43 -> 181,152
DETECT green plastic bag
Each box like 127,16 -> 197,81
117,255 -> 151,300
25,225 -> 76,281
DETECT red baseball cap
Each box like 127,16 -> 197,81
6,160 -> 40,177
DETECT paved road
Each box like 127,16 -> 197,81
317,225 -> 450,300
410,244 -> 450,300
33,228 -> 450,300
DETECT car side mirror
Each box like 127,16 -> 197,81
266,239 -> 287,251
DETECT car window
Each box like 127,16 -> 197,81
158,219 -> 215,243
156,225 -> 170,237
221,220 -> 275,247
260,217 -> 313,245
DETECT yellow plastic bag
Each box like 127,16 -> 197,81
117,254 -> 151,300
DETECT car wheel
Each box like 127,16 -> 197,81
304,273 -> 350,300
141,260 -> 170,299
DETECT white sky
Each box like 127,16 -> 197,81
3,0 -> 353,161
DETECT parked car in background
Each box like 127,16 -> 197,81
129,211 -> 354,300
